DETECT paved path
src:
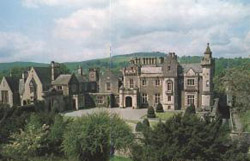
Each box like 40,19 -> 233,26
64,107 -> 148,121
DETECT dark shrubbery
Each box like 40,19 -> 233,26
135,122 -> 143,132
155,103 -> 164,113
131,108 -> 250,161
142,118 -> 150,127
147,106 -> 156,118
184,104 -> 196,116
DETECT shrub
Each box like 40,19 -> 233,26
135,122 -> 143,132
156,103 -> 164,113
184,104 -> 196,116
2,114 -> 49,160
62,112 -> 134,161
142,119 -> 150,127
147,106 -> 156,118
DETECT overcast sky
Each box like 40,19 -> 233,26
0,0 -> 250,63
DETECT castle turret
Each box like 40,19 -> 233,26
201,43 -> 214,109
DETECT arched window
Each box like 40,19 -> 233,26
166,80 -> 173,92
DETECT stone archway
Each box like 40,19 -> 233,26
125,96 -> 132,107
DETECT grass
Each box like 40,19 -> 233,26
239,110 -> 250,132
110,156 -> 133,161
29,156 -> 132,161
156,112 -> 176,120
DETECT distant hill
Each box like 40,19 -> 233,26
1,52 -> 249,78
0,62 -> 48,72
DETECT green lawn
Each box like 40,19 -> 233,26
110,156 -> 133,161
239,110 -> 250,132
30,156 -> 132,161
156,111 -> 182,120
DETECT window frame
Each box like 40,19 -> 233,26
142,93 -> 148,104
142,79 -> 147,86
187,79 -> 195,86
155,93 -> 161,104
106,82 -> 111,91
155,79 -> 160,86
97,96 -> 104,104
129,79 -> 134,88
187,95 -> 195,105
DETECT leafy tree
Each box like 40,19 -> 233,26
58,63 -> 71,74
131,112 -> 249,161
220,65 -> 250,112
2,114 -> 50,160
62,112 -> 134,161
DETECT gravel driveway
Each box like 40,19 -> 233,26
63,107 -> 148,121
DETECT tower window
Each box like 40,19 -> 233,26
187,79 -> 195,86
187,95 -> 194,105
155,93 -> 161,104
142,93 -> 148,104
129,79 -> 134,88
167,81 -> 172,91
168,96 -> 171,101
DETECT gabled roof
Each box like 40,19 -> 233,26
4,76 -> 19,93
100,70 -> 119,80
52,74 -> 72,85
33,67 -> 52,85
181,63 -> 202,73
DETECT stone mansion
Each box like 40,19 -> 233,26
0,44 -> 214,111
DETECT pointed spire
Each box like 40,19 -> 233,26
204,43 -> 212,55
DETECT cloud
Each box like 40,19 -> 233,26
22,0 -> 108,8
0,32 -> 47,62
50,0 -> 250,59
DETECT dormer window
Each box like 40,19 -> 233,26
57,86 -> 63,90
187,79 -> 195,86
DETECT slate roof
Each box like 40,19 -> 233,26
181,63 -> 202,73
33,67 -> 52,86
75,74 -> 86,83
100,70 -> 120,82
52,74 -> 72,85
5,77 -> 19,93
141,66 -> 162,74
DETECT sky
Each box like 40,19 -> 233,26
0,0 -> 250,63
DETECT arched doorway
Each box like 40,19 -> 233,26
125,96 -> 132,107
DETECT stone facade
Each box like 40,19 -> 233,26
119,44 -> 214,110
0,44 -> 214,111
0,76 -> 20,107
